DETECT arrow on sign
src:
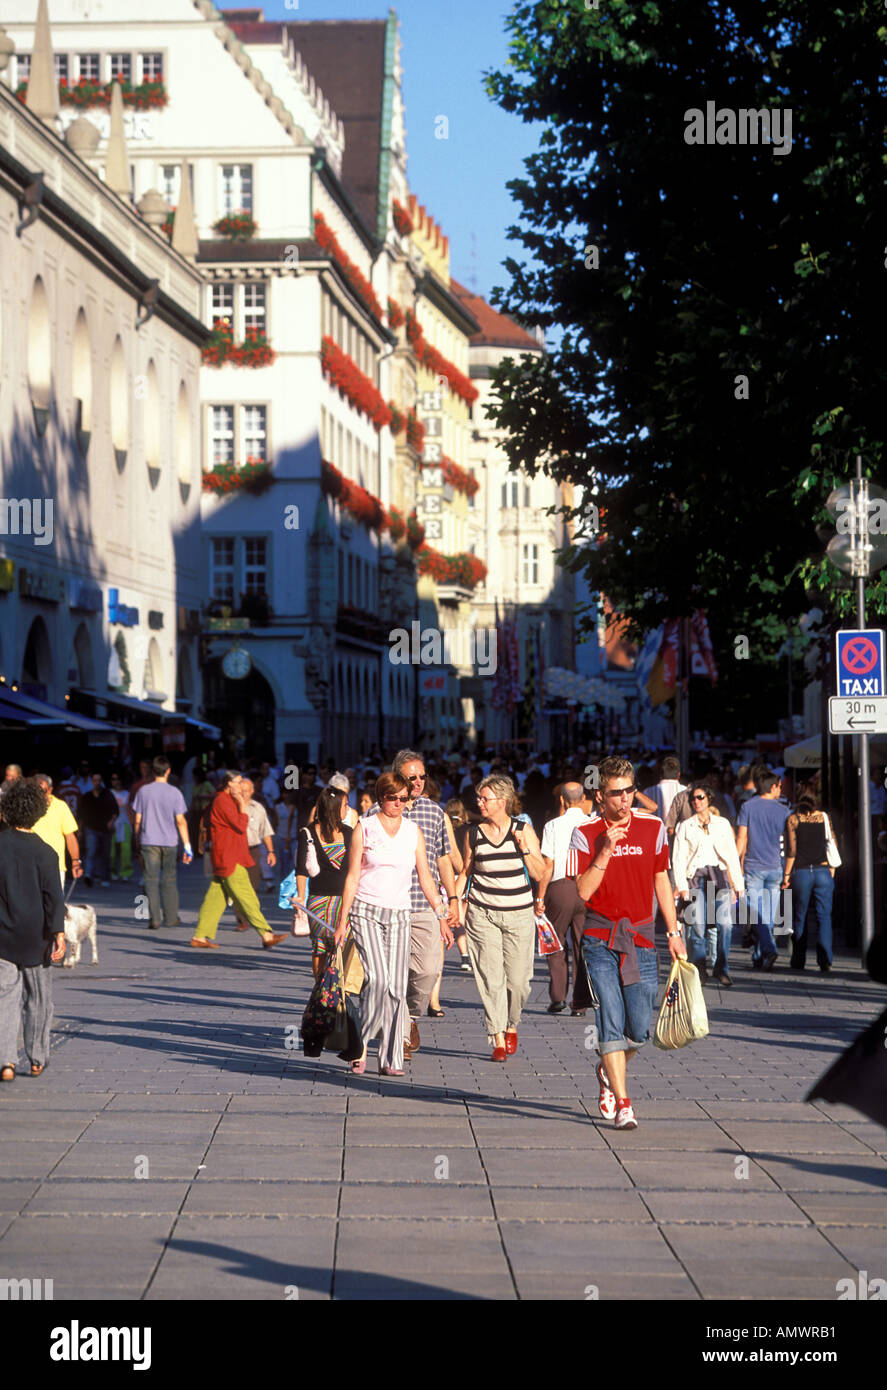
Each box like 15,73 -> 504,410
847,717 -> 877,729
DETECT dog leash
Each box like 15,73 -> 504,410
64,877 -> 81,905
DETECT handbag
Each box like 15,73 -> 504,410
322,949 -> 350,1053
654,958 -> 710,1050
300,948 -> 342,1048
823,814 -> 842,869
302,825 -> 321,879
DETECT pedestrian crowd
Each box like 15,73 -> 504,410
0,742 -> 862,1126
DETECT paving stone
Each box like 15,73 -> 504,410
661,1225 -> 855,1298
226,1095 -> 347,1113
752,1153 -> 887,1193
618,1155 -> 781,1191
599,1119 -> 742,1152
212,1116 -> 345,1146
700,1102 -> 831,1122
339,1183 -> 495,1220
182,1180 -> 341,1217
468,1117 -> 609,1149
481,1147 -> 633,1188
345,1117 -> 475,1147
146,1216 -> 337,1298
716,1122 -> 878,1155
332,1272 -> 514,1300
335,1217 -> 508,1273
512,1271 -> 699,1300
490,1187 -> 652,1223
814,1229 -> 887,1276
500,1220 -> 682,1275
0,1180 -> 40,1214
643,1192 -> 810,1224
792,1194 -> 887,1226
50,1143 -> 207,1180
201,1144 -> 342,1181
344,1146 -> 486,1185
0,1141 -> 74,1178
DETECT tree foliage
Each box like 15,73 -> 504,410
484,0 -> 887,669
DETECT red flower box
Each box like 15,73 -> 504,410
201,324 -> 275,368
212,211 -> 257,241
321,337 -> 391,431
406,411 -> 425,454
387,297 -> 405,330
202,458 -> 272,496
16,77 -> 168,110
416,546 -> 487,589
392,200 -> 414,237
427,456 -> 479,497
405,309 -> 479,406
314,213 -> 384,323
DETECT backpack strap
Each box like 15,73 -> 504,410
507,818 -> 532,885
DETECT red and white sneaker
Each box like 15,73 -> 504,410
597,1063 -> 617,1121
614,1098 -> 638,1130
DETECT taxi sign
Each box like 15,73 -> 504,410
835,629 -> 886,698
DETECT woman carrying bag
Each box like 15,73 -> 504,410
295,787 -> 353,982
672,782 -> 743,988
783,796 -> 840,973
334,771 -> 453,1076
455,775 -> 545,1062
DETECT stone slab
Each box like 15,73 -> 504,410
662,1225 -> 855,1298
512,1271 -> 699,1300
618,1155 -> 781,1191
752,1153 -> 887,1193
199,1145 -> 342,1181
344,1117 -> 475,1147
643,1192 -> 810,1225
182,1181 -> 341,1217
500,1220 -> 681,1275
716,1122 -> 877,1155
792,1194 -> 887,1226
338,1183 -> 495,1220
479,1147 -> 633,1188
344,1146 -> 486,1185
50,1144 -> 207,1180
334,1217 -> 508,1274
23,1179 -> 190,1215
0,1142 -> 74,1178
490,1187 -> 652,1223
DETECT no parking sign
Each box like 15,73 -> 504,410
835,629 -> 886,697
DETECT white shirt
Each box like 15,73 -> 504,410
645,779 -> 686,822
672,815 -> 744,895
541,806 -> 593,881
245,799 -> 273,848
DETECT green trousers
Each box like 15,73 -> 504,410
195,863 -> 271,941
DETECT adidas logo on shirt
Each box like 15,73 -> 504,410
610,844 -> 642,856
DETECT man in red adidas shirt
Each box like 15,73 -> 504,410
567,756 -> 686,1130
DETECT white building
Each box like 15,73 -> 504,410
1,0 -> 426,765
0,7 -> 206,756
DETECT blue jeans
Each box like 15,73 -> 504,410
743,867 -> 781,962
683,875 -> 733,975
790,867 -> 834,967
84,829 -> 111,882
582,934 -> 658,1054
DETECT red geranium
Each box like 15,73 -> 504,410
405,309 -> 479,406
392,200 -> 414,237
314,213 -> 384,323
321,337 -> 391,431
415,546 -> 487,588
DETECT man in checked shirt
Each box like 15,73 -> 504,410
567,755 -> 687,1131
363,750 -> 459,1057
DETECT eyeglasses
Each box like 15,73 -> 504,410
383,795 -> 409,804
406,774 -> 426,783
604,786 -> 636,798
477,794 -> 502,804
690,794 -> 708,802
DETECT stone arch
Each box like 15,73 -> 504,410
21,615 -> 53,698
71,621 -> 96,690
110,336 -> 128,470
28,275 -> 52,431
72,307 -> 92,457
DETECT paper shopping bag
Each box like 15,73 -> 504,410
653,958 -> 710,1050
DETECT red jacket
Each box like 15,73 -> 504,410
210,790 -> 253,877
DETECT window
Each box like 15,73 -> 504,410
54,54 -> 69,82
210,538 -> 236,603
524,483 -> 531,507
220,164 -> 253,216
243,283 -> 266,335
243,405 -> 267,463
522,544 -> 539,586
210,284 -> 234,331
337,422 -> 344,468
141,52 -> 163,82
243,538 -> 267,596
110,53 -> 132,83
78,53 -> 100,81
17,55 -> 31,84
468,472 -> 477,509
210,406 -> 235,467
501,480 -> 518,509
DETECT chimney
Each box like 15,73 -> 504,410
26,0 -> 59,124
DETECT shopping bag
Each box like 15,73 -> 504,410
300,948 -> 343,1051
291,904 -> 311,937
653,958 -> 709,1050
535,913 -> 563,956
336,993 -> 365,1062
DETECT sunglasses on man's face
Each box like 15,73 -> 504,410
406,774 -> 426,783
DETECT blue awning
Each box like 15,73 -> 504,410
0,686 -> 114,738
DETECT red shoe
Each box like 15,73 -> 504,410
491,1046 -> 507,1062
505,1030 -> 518,1055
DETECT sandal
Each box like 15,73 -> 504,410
0,1064 -> 15,1082
29,1062 -> 47,1077
426,1005 -> 444,1018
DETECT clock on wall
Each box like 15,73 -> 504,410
221,646 -> 252,681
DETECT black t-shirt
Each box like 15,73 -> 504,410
77,788 -> 119,832
0,830 -> 64,967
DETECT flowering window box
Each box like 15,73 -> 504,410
431,456 -> 479,497
16,76 -> 168,110
406,411 -> 425,454
387,297 -> 405,330
321,459 -> 387,532
201,324 -> 276,368
314,213 -> 384,323
405,309 -> 479,407
321,337 -> 391,431
416,546 -> 487,590
212,211 -> 258,241
201,459 -> 272,496
392,200 -> 414,237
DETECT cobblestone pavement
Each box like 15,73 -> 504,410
1,870 -> 885,1301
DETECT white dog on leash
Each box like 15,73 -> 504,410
63,904 -> 99,968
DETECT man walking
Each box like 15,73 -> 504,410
567,756 -> 686,1131
77,773 -> 118,887
191,773 -> 286,950
132,757 -> 192,930
736,769 -> 789,969
234,779 -> 277,929
536,781 -> 591,1014
32,775 -> 83,888
364,750 -> 458,1055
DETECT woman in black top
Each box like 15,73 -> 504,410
783,796 -> 841,972
295,787 -> 353,981
0,779 -> 66,1081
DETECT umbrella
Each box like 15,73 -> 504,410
805,1006 -> 887,1129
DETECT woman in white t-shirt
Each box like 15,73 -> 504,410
335,771 -> 453,1076
672,783 -> 743,987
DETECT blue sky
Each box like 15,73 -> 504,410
258,0 -> 544,301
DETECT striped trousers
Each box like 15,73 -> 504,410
349,899 -> 411,1071
0,958 -> 53,1068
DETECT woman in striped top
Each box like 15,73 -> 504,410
456,775 -> 546,1062
296,787 -> 353,982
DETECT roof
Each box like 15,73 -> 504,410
450,279 -> 541,352
224,14 -> 388,237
